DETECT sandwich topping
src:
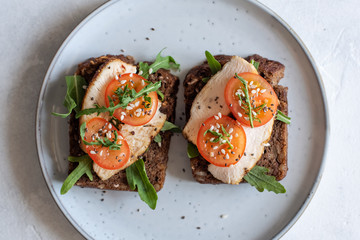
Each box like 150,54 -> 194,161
225,72 -> 279,128
197,115 -> 246,167
80,117 -> 130,170
104,73 -> 160,126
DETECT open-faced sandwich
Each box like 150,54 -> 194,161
183,51 -> 290,193
53,50 -> 180,209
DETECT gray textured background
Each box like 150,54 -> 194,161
0,0 -> 358,239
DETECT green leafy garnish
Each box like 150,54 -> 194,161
243,166 -> 286,194
235,73 -> 254,128
201,77 -> 210,83
52,75 -> 87,118
154,134 -> 162,143
204,125 -> 234,149
138,49 -> 180,79
161,121 -> 181,133
76,82 -> 161,118
250,59 -> 260,71
60,155 -> 93,195
276,110 -> 291,124
79,122 -> 122,150
205,50 -> 221,75
187,142 -> 200,158
126,159 -> 158,209
156,89 -> 165,101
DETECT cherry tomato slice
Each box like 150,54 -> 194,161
224,72 -> 279,127
105,73 -> 158,126
197,115 -> 246,167
83,117 -> 130,170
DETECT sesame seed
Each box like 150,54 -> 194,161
229,104 -> 233,107
252,111 -> 257,116
135,112 -> 141,117
210,137 -> 215,141
218,112 -> 222,118
120,115 -> 125,121
260,89 -> 266,93
214,115 -> 219,120
100,150 -> 103,156
238,100 -> 242,106
120,80 -> 127,84
213,146 -> 219,150
229,128 -> 234,134
249,81 -> 253,85
135,101 -> 140,107
237,112 -> 242,117
221,139 -> 227,144
225,154 -> 229,159
221,149 -> 226,154
210,125 -> 214,131
149,68 -> 153,74
142,80 -> 145,85
264,143 -> 271,147
210,152 -> 215,157
126,106 -> 133,110
138,70 -> 143,75
82,85 -> 87,89
216,123 -> 220,128
257,88 -> 260,92
251,90 -> 256,94
231,151 -> 235,154
229,135 -> 233,140
130,73 -> 133,77
90,150 -> 96,155
121,112 -> 126,116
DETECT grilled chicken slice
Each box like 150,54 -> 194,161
183,56 -> 258,145
79,58 -> 137,139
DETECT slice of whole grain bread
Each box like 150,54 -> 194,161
68,54 -> 179,192
184,54 -> 288,184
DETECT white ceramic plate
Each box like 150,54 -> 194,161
36,0 -> 329,239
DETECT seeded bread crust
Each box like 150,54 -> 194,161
184,54 -> 288,183
68,54 -> 179,191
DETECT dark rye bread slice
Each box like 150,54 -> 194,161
68,54 -> 179,191
184,54 -> 288,184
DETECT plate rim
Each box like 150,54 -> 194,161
35,0 -> 330,239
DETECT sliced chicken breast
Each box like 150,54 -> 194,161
208,117 -> 274,184
79,58 -> 137,139
183,56 -> 258,145
93,103 -> 166,180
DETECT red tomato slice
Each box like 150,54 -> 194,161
83,117 -> 130,170
197,115 -> 246,167
224,72 -> 279,127
105,73 -> 158,126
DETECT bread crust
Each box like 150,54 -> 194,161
184,54 -> 288,183
68,55 -> 179,191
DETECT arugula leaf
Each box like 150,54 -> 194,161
243,166 -> 286,194
201,77 -> 210,83
276,110 -> 291,124
156,89 -> 165,101
235,73 -> 254,128
126,159 -> 158,209
161,121 -> 181,133
204,127 -> 234,149
76,82 -> 161,118
205,50 -> 221,75
187,142 -> 199,158
79,122 -> 122,150
52,75 -> 87,118
138,49 -> 180,79
154,134 -> 162,143
60,155 -> 93,195
250,59 -> 260,71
